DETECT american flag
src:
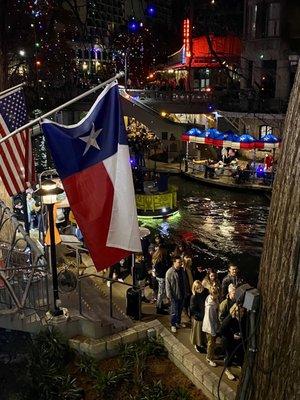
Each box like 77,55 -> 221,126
0,87 -> 35,196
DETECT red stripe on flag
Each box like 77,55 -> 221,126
0,119 -> 33,196
14,131 -> 26,166
63,162 -> 131,270
0,127 -> 25,190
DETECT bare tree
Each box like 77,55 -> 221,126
236,64 -> 300,400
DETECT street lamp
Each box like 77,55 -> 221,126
122,50 -> 129,90
35,179 -> 64,316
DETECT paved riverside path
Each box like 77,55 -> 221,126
79,261 -> 240,395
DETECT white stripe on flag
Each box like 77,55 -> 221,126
16,131 -> 26,158
0,137 -> 24,194
104,145 -> 142,252
0,155 -> 17,195
27,131 -> 33,182
0,115 -> 26,195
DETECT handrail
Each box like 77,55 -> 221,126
78,272 -> 141,320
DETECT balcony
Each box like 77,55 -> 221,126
126,89 -> 288,114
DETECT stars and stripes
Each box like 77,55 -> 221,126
0,87 -> 35,196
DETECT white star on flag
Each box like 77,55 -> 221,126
79,123 -> 102,155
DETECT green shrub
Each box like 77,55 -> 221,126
75,353 -> 98,377
93,368 -> 131,398
170,387 -> 192,400
138,380 -> 168,400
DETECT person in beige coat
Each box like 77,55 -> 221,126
202,286 -> 220,367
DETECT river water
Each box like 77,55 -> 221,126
139,176 -> 270,285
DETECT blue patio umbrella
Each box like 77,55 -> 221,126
187,127 -> 202,136
223,130 -> 241,142
260,133 -> 280,143
255,133 -> 281,149
214,131 -> 241,147
231,133 -> 256,149
204,128 -> 221,144
186,127 -> 207,143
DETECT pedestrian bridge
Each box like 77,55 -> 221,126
65,89 -> 203,141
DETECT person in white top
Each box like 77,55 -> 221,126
202,285 -> 220,367
221,147 -> 228,162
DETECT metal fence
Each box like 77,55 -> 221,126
0,201 -> 50,315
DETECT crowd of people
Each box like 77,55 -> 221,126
11,174 -> 250,384
108,233 -> 247,382
203,148 -> 275,185
12,182 -> 248,382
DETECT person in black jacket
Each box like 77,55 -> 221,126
190,280 -> 209,353
218,303 -> 246,381
221,265 -> 244,300
134,253 -> 150,303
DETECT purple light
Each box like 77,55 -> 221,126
256,165 -> 264,177
128,19 -> 139,32
146,5 -> 156,16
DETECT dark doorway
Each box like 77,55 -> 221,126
261,60 -> 277,98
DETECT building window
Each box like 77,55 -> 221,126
267,3 -> 280,37
161,132 -> 168,140
260,125 -> 273,138
249,4 -> 258,38
200,78 -> 210,89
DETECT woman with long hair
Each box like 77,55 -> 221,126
202,269 -> 221,295
152,245 -> 169,315
190,280 -> 209,353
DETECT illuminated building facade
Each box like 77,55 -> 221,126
241,0 -> 300,102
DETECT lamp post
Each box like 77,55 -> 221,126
123,50 -> 129,90
35,179 -> 64,316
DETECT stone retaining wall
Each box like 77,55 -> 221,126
69,319 -> 236,400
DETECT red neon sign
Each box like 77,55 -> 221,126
183,19 -> 191,59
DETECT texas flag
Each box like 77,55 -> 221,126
41,81 -> 141,270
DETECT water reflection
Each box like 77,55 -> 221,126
139,176 -> 269,284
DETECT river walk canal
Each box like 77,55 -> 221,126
140,176 -> 270,285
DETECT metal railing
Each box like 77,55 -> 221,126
77,273 -> 141,321
126,89 -> 288,113
185,160 -> 275,187
0,200 -> 141,326
126,89 -> 212,103
0,201 -> 50,315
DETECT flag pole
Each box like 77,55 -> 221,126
0,72 -> 124,145
0,82 -> 26,97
